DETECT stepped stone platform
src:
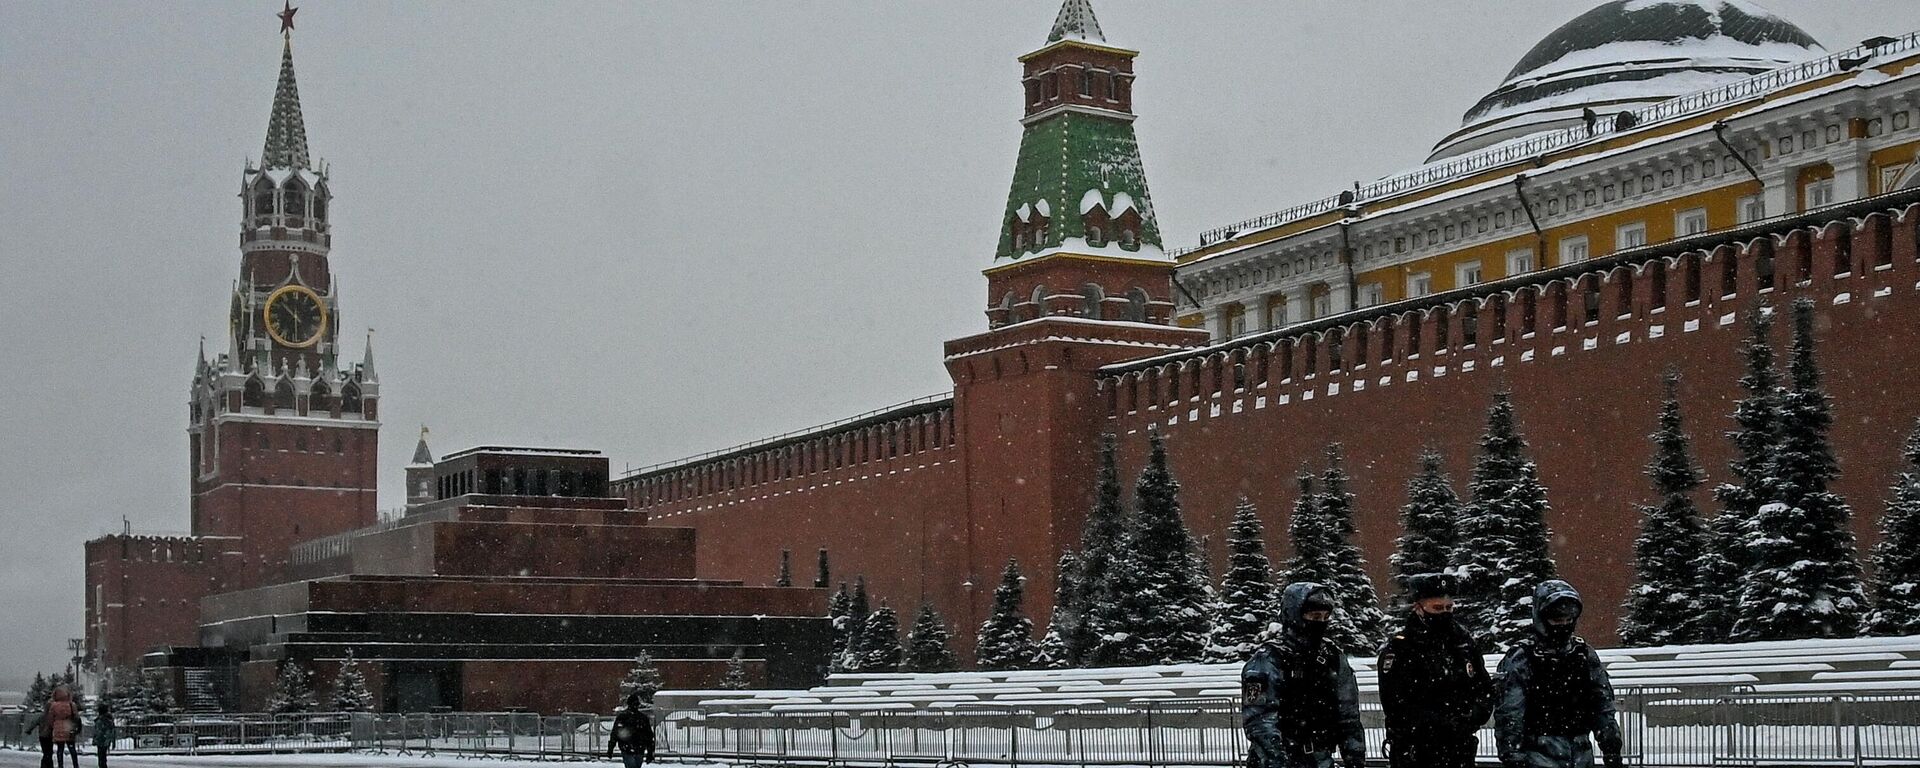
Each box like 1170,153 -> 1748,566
148,448 -> 830,714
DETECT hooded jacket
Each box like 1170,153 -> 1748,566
1494,581 -> 1622,766
1241,582 -> 1365,760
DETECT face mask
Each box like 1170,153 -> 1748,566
1418,610 -> 1455,632
1298,618 -> 1329,645
1541,620 -> 1576,645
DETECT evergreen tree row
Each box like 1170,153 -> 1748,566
1620,299 -> 1920,646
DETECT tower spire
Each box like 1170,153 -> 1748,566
261,14 -> 311,170
1047,0 -> 1105,44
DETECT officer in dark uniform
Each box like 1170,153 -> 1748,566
1378,572 -> 1493,768
1241,582 -> 1365,768
1495,580 -> 1623,768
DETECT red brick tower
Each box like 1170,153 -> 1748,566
943,0 -> 1207,628
187,25 -> 379,588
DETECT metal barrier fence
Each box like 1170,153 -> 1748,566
2,689 -> 1917,766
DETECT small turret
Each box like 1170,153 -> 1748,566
405,425 -> 435,511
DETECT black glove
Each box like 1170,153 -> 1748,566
1604,754 -> 1624,768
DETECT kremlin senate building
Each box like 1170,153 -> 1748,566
85,0 -> 1920,713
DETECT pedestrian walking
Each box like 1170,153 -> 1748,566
1379,572 -> 1493,768
44,686 -> 83,768
90,699 -> 116,768
1240,582 -> 1365,768
605,692 -> 656,767
1495,580 -> 1624,768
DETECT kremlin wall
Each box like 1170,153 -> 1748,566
616,0 -> 1920,650
85,0 -> 1920,712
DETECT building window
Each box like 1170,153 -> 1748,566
1616,222 -> 1647,249
1559,235 -> 1590,265
1407,272 -> 1433,298
1268,302 -> 1287,329
1738,195 -> 1765,223
1676,208 -> 1708,236
1455,261 -> 1483,287
1507,248 -> 1534,275
1227,307 -> 1247,338
1358,283 -> 1384,307
1126,288 -> 1149,322
1805,178 -> 1836,209
1312,294 -> 1332,318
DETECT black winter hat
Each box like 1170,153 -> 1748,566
1407,572 -> 1455,601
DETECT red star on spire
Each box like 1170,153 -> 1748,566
278,1 -> 298,35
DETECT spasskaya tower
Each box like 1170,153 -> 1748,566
187,10 -> 379,587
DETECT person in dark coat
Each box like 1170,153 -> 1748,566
1379,573 -> 1493,768
606,693 -> 656,768
1495,580 -> 1623,768
90,699 -> 116,768
1241,582 -> 1365,768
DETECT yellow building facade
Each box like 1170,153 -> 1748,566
1176,3 -> 1920,340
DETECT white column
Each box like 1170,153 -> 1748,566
1284,285 -> 1311,324
1761,168 -> 1794,216
1831,145 -> 1871,203
1324,276 -> 1353,315
1201,306 -> 1225,342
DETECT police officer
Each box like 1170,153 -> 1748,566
1379,573 -> 1493,768
1241,582 -> 1365,768
1495,580 -> 1623,768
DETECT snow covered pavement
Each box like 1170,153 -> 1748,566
0,750 -> 710,768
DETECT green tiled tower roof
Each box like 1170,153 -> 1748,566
995,112 -> 1162,263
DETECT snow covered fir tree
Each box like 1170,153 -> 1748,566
266,662 -> 317,714
1731,299 -> 1870,641
1092,431 -> 1212,665
827,582 -> 854,672
721,651 -> 751,691
976,558 -> 1036,670
1870,418 -> 1920,635
620,652 -> 663,704
1031,550 -> 1081,669
1204,497 -> 1277,662
1314,445 -> 1390,652
1389,449 -> 1461,608
1453,390 -> 1560,650
1702,306 -> 1784,641
331,652 -> 375,712
1620,371 -> 1712,647
850,605 -> 903,673
1074,433 -> 1129,666
905,603 -> 959,673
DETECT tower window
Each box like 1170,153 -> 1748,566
341,383 -> 363,415
252,181 -> 275,222
283,181 -> 307,222
309,381 -> 333,414
1120,228 -> 1138,249
312,185 -> 328,222
1087,225 -> 1104,246
243,376 -> 267,408
273,378 -> 295,412
1079,70 -> 1094,97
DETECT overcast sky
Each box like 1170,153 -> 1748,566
0,1 -> 1904,687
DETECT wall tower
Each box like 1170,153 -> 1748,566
944,0 -> 1206,629
188,19 -> 379,587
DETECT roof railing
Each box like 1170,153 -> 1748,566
1193,30 -> 1920,249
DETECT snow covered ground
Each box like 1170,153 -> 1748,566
0,748 -> 715,768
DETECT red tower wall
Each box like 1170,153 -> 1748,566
191,419 -> 378,586
620,198 -> 1920,651
84,536 -> 222,669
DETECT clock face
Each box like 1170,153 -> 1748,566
263,285 -> 328,348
